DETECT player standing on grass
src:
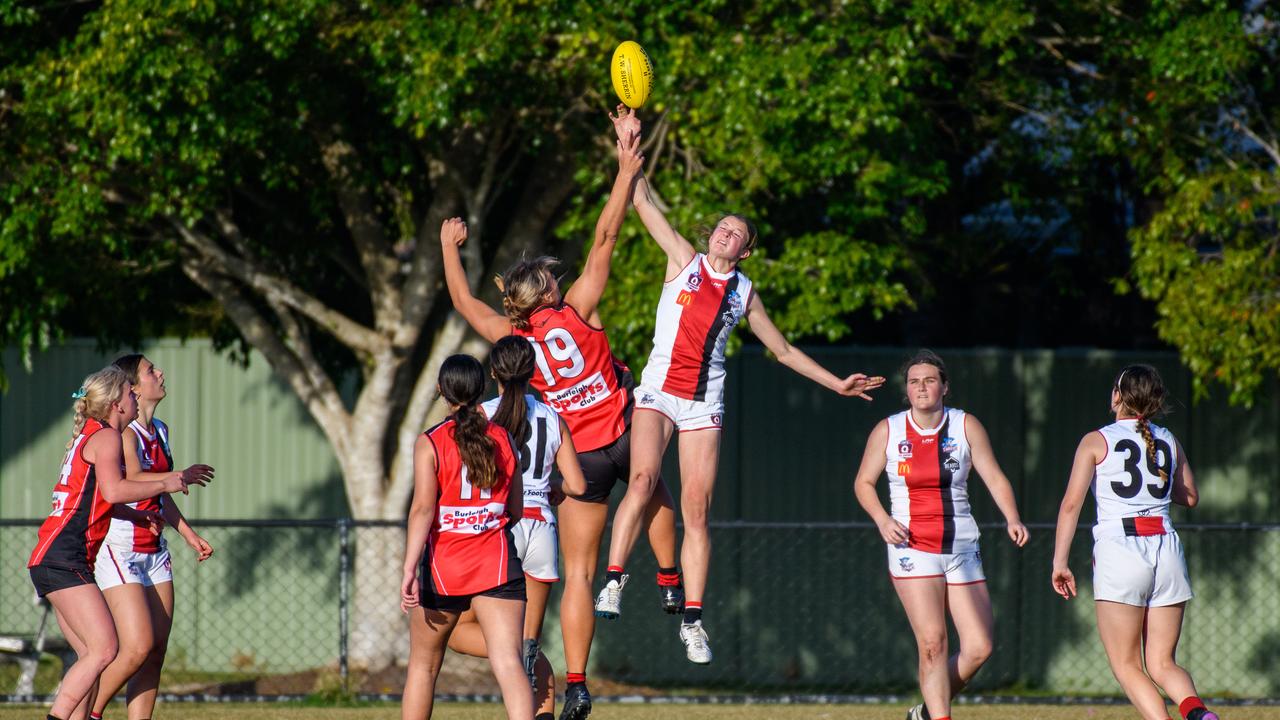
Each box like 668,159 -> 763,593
597,107 -> 886,665
28,366 -> 207,720
400,354 -> 531,720
1052,364 -> 1221,720
441,120 -> 681,719
853,350 -> 1029,720
445,337 -> 588,720
88,354 -> 215,720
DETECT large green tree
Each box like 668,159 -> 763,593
0,0 -> 955,664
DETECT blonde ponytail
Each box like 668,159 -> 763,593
68,366 -> 132,447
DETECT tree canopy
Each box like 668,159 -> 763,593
1,0 -> 1276,409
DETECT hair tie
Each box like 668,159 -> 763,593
70,387 -> 87,400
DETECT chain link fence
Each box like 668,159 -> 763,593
2,519 -> 1277,700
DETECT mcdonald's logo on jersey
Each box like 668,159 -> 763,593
897,461 -> 911,476
676,290 -> 695,306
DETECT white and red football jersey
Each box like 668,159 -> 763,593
512,304 -> 628,452
29,419 -> 115,571
1092,419 -> 1178,537
883,408 -> 980,554
481,394 -> 562,523
640,254 -> 754,403
424,417 -> 521,596
103,419 -> 171,554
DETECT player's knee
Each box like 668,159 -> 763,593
629,468 -> 659,493
964,635 -> 993,665
917,634 -> 947,664
681,502 -> 709,531
1143,652 -> 1180,678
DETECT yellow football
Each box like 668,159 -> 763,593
611,40 -> 653,109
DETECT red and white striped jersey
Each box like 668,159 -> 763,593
512,303 -> 628,452
481,394 -> 562,523
28,419 -> 116,571
640,254 -> 754,403
1092,419 -> 1178,537
104,419 -> 171,554
423,417 -> 521,596
883,408 -> 980,554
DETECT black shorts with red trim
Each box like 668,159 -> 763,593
29,563 -> 96,598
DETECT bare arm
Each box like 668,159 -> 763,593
162,495 -> 214,561
120,426 -> 215,496
564,118 -> 645,323
853,420 -> 909,544
439,217 -> 510,342
85,430 -> 188,504
1051,431 -> 1105,599
1170,438 -> 1198,508
965,415 -> 1028,547
743,293 -> 886,399
553,418 -> 587,498
401,435 -> 438,612
608,106 -> 694,277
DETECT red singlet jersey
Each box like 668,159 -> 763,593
29,419 -> 116,572
104,418 -> 171,554
424,417 -> 521,596
512,303 -> 628,452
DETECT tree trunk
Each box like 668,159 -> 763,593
348,519 -> 409,669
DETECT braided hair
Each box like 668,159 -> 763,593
69,366 -> 132,447
1114,364 -> 1170,484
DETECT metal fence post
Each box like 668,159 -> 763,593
338,518 -> 351,692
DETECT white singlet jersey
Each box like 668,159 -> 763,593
104,419 -> 170,554
481,394 -> 562,523
640,253 -> 754,404
883,408 -> 980,554
1092,419 -> 1179,538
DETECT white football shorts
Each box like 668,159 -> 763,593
95,543 -> 173,591
1092,532 -> 1193,607
511,517 -> 559,583
632,383 -> 724,432
887,544 -> 986,585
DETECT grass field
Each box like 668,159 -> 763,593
3,703 -> 1279,719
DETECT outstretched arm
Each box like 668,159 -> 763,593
610,106 -> 696,277
564,114 -> 646,323
439,217 -> 510,342
743,293 -> 886,399
966,415 -> 1028,547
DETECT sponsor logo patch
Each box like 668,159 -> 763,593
897,461 -> 912,476
676,290 -> 695,306
944,456 -> 961,473
941,436 -> 958,453
544,372 -> 612,413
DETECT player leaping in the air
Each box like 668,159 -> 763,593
595,106 -> 887,664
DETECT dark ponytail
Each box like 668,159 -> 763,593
1114,364 -> 1169,484
439,355 -> 498,490
489,336 -> 536,451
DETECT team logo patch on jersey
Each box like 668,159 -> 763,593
898,557 -> 915,573
676,290 -> 695,307
685,272 -> 703,290
941,436 -> 958,453
897,440 -> 913,458
638,392 -> 656,405
921,436 -> 936,445
944,456 -> 961,473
